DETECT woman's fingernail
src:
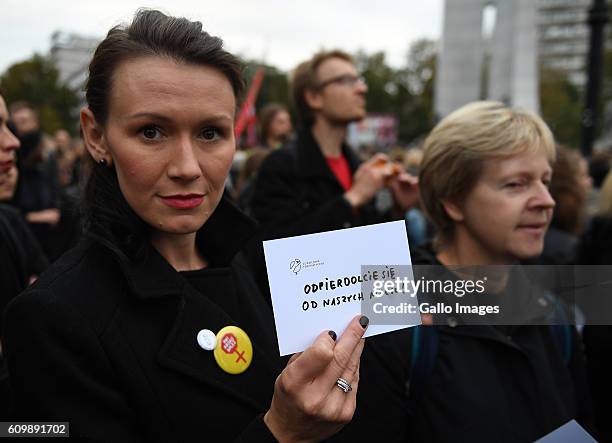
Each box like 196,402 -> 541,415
328,330 -> 337,341
359,316 -> 369,329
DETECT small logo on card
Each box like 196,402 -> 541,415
290,259 -> 302,274
289,258 -> 325,275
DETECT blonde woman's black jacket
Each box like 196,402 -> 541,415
3,199 -> 283,442
401,246 -> 595,442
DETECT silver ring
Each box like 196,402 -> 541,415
336,377 -> 352,393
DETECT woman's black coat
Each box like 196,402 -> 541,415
3,199 -> 283,442
399,246 -> 595,442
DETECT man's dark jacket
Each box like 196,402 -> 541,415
251,129 -> 387,241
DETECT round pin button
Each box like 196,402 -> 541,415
213,326 -> 253,375
197,329 -> 217,351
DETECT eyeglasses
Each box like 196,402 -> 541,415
315,74 -> 366,90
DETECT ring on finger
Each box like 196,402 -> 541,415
336,377 -> 352,393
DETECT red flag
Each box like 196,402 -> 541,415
235,68 -> 265,145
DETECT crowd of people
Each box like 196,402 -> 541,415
1,9 -> 612,442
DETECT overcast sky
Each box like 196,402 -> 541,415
0,0 -> 444,74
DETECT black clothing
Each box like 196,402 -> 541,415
539,226 -> 579,265
15,131 -> 60,214
583,326 -> 612,443
0,204 -> 48,332
400,246 -> 594,443
251,129 -> 387,240
0,204 -> 48,419
248,129 -> 390,301
579,215 -> 612,265
579,215 -> 612,442
14,130 -> 62,259
248,129 -> 412,442
3,198 -> 282,442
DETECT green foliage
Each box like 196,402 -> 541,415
241,60 -> 290,110
353,39 -> 437,144
539,67 -> 583,147
0,54 -> 80,134
402,38 -> 437,141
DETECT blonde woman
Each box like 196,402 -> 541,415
406,101 -> 594,442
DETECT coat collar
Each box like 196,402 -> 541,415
93,197 -> 278,410
294,128 -> 362,181
110,196 -> 258,300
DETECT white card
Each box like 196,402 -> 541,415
535,420 -> 596,443
263,221 -> 421,356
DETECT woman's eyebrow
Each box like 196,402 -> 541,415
125,112 -> 233,124
125,112 -> 172,121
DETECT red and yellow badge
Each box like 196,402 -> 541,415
213,326 -> 253,374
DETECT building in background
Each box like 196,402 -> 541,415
435,0 -> 539,118
538,0 -> 592,88
49,32 -> 99,103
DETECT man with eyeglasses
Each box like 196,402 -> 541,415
247,51 -> 418,442
251,49 -> 417,246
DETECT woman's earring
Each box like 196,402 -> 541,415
98,158 -> 107,166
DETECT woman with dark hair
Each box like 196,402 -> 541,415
3,10 -> 367,442
257,103 -> 292,150
234,105 -> 291,213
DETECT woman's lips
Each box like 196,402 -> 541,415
0,160 -> 13,172
516,223 -> 548,236
159,194 -> 204,209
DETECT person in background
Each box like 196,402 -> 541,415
250,49 -> 419,443
233,103 -> 293,210
9,101 -> 61,259
585,149 -> 612,217
0,93 -> 48,328
537,145 -> 591,265
579,170 -> 612,443
53,128 -> 84,257
257,103 -> 293,150
54,129 -> 79,188
405,101 -> 594,442
235,148 -> 272,215
0,91 -> 48,418
251,49 -> 418,243
0,164 -> 17,202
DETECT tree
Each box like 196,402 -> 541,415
1,54 -> 80,135
402,38 -> 437,142
352,41 -> 437,145
354,50 -> 398,114
539,67 -> 583,147
240,59 -> 290,110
